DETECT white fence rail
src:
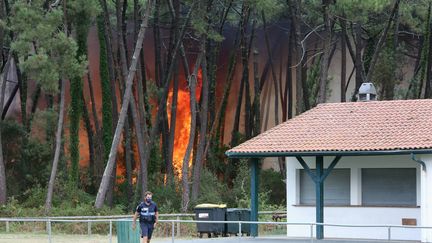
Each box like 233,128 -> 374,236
0,216 -> 431,243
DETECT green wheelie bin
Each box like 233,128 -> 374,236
116,219 -> 140,243
194,203 -> 227,238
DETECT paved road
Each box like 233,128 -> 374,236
152,237 -> 418,243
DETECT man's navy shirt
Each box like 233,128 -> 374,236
136,201 -> 158,223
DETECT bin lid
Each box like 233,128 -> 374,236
195,203 -> 227,208
227,208 -> 250,212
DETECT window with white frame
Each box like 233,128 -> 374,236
299,169 -> 350,205
361,168 -> 416,206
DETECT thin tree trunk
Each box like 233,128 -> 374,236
288,0 -> 303,114
81,94 -> 96,192
0,57 -> 10,205
167,62 -> 179,178
105,0 -> 124,207
340,18 -> 347,102
230,3 -> 249,147
99,0 -> 119,127
262,12 -> 280,126
95,0 -> 153,208
119,1 -> 150,198
261,76 -> 271,131
365,0 -> 401,82
252,48 -> 260,136
317,0 -> 332,104
244,21 -> 254,139
135,59 -> 149,200
96,14 -> 113,188
138,1 -> 196,201
181,50 -> 204,212
351,22 -> 366,100
124,115 -> 133,206
0,0 -> 4,68
165,0 -> 180,180
153,0 -> 169,172
286,26 -> 294,119
153,0 -> 163,87
45,79 -> 66,213
204,22 -> 241,157
1,83 -> 18,120
191,55 -> 209,202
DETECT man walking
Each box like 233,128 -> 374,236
133,191 -> 159,243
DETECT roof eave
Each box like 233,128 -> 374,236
225,149 -> 432,158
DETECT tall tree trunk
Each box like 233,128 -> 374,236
118,0 -> 150,199
165,0 -> 180,181
85,68 -> 103,192
106,0 -> 124,207
285,27 -> 294,120
69,75 -> 82,185
153,0 -> 163,87
70,4 -> 91,186
191,56 -> 209,202
95,0 -> 153,209
81,94 -> 96,193
352,22 -> 365,100
181,50 -> 204,212
288,0 -> 303,114
96,15 -> 113,188
1,83 -> 18,120
142,1 -> 196,199
262,11 -> 279,126
124,115 -> 134,207
45,79 -> 66,213
340,18 -> 347,102
0,0 -> 4,67
0,57 -> 10,205
203,22 -> 241,165
230,3 -> 249,147
261,75 -> 272,131
152,0 -> 169,174
252,49 -> 260,136
365,0 -> 401,82
167,62 -> 179,178
99,0 -> 119,127
19,65 -> 27,128
317,0 -> 332,104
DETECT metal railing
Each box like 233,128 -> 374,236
0,217 -> 430,243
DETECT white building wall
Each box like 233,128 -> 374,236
285,155 -> 421,241
420,154 -> 432,242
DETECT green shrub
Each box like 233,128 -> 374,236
193,168 -> 228,207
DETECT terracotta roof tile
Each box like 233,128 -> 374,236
226,99 -> 432,156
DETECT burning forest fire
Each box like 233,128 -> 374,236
76,27 -> 205,183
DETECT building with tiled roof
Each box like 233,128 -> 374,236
226,99 -> 432,242
227,99 -> 432,156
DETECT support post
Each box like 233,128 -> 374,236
296,155 -> 340,240
315,156 -> 324,239
176,216 -> 180,237
250,158 -> 259,237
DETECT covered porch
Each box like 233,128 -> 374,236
226,99 -> 432,242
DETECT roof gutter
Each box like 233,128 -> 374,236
411,153 -> 426,172
225,149 -> 432,158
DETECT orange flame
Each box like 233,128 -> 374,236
167,69 -> 202,177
